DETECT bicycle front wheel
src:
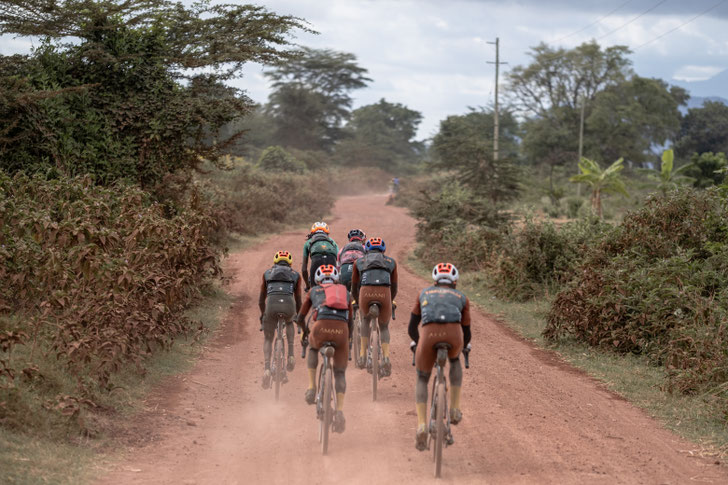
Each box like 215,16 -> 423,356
321,365 -> 333,455
434,381 -> 446,478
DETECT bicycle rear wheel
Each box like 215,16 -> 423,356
371,324 -> 379,401
274,340 -> 283,400
434,381 -> 446,478
352,310 -> 360,367
321,364 -> 333,455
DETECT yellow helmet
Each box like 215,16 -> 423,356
310,221 -> 330,234
273,250 -> 292,265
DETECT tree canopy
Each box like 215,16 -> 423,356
675,101 -> 728,159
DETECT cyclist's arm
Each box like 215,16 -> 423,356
296,293 -> 312,326
294,275 -> 303,313
347,298 -> 354,334
408,298 -> 422,343
301,243 -> 310,284
461,298 -> 472,346
390,262 -> 398,300
258,276 -> 267,315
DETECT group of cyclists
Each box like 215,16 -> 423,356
257,221 -> 472,450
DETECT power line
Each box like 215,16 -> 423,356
634,0 -> 728,50
553,0 -> 635,43
595,0 -> 668,40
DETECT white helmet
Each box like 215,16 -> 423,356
432,262 -> 459,285
315,264 -> 339,284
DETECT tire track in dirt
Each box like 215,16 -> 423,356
98,194 -> 728,484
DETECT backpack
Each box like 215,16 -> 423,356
322,284 -> 348,310
310,233 -> 337,257
339,242 -> 365,264
312,284 -> 349,322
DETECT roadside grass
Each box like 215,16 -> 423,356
0,284 -> 232,485
406,254 -> 728,457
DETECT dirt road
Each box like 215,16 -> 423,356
99,194 -> 728,484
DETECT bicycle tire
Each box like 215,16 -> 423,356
352,310 -> 360,368
274,339 -> 281,400
434,381 -> 446,478
321,363 -> 333,455
371,323 -> 379,401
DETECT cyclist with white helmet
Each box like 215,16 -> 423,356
302,222 -> 339,289
408,263 -> 472,451
295,265 -> 354,433
258,250 -> 303,389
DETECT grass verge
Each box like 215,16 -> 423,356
0,284 -> 232,485
406,254 -> 728,457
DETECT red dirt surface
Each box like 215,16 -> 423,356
98,194 -> 728,484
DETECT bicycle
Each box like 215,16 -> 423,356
411,341 -> 471,478
271,313 -> 288,401
302,336 -> 337,455
349,303 -> 361,368
364,303 -> 383,401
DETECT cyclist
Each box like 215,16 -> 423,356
337,229 -> 366,293
408,262 -> 471,451
351,237 -> 398,376
302,222 -> 339,290
258,250 -> 303,389
295,265 -> 353,433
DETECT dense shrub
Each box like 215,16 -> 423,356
545,189 -> 728,399
205,160 -> 333,235
489,218 -> 610,301
257,146 -> 307,173
0,173 -> 222,429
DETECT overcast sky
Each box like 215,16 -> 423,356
234,0 -> 728,139
2,0 -> 727,139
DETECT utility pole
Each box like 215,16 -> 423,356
487,38 -> 507,161
577,95 -> 586,196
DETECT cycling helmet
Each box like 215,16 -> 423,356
310,221 -> 330,234
273,250 -> 292,265
315,264 -> 339,284
365,237 -> 386,252
347,228 -> 366,242
432,262 -> 459,285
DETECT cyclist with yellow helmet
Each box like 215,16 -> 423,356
259,250 -> 303,389
302,221 -> 339,289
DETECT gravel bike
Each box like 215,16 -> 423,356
302,336 -> 337,455
364,303 -> 383,401
412,341 -> 471,478
271,313 -> 288,401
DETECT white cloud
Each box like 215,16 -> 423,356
673,65 -> 725,82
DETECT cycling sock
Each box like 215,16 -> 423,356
360,337 -> 368,358
307,368 -> 316,390
416,402 -> 427,428
381,342 -> 390,359
450,385 -> 461,411
336,393 -> 345,411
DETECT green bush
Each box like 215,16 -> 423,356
565,196 -> 586,218
257,146 -> 307,173
489,218 -> 609,301
545,189 -> 728,402
0,172 -> 222,433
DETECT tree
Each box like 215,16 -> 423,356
265,48 -> 371,150
640,149 -> 694,194
337,99 -> 423,170
682,152 -> 728,188
570,157 -> 629,218
431,108 -> 520,203
0,0 -> 308,187
509,41 -> 632,171
257,146 -> 306,173
587,77 -> 687,165
675,101 -> 728,159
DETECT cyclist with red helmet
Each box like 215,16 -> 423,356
258,251 -> 303,389
302,221 -> 339,289
351,237 -> 398,376
337,229 -> 367,293
408,262 -> 471,451
295,265 -> 354,433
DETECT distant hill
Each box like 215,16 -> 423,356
673,69 -> 728,99
684,95 -> 728,111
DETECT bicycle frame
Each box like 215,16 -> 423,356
364,303 -> 383,400
429,345 -> 451,478
316,343 -> 337,455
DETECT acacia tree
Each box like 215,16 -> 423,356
265,47 -> 371,150
0,0 -> 309,187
